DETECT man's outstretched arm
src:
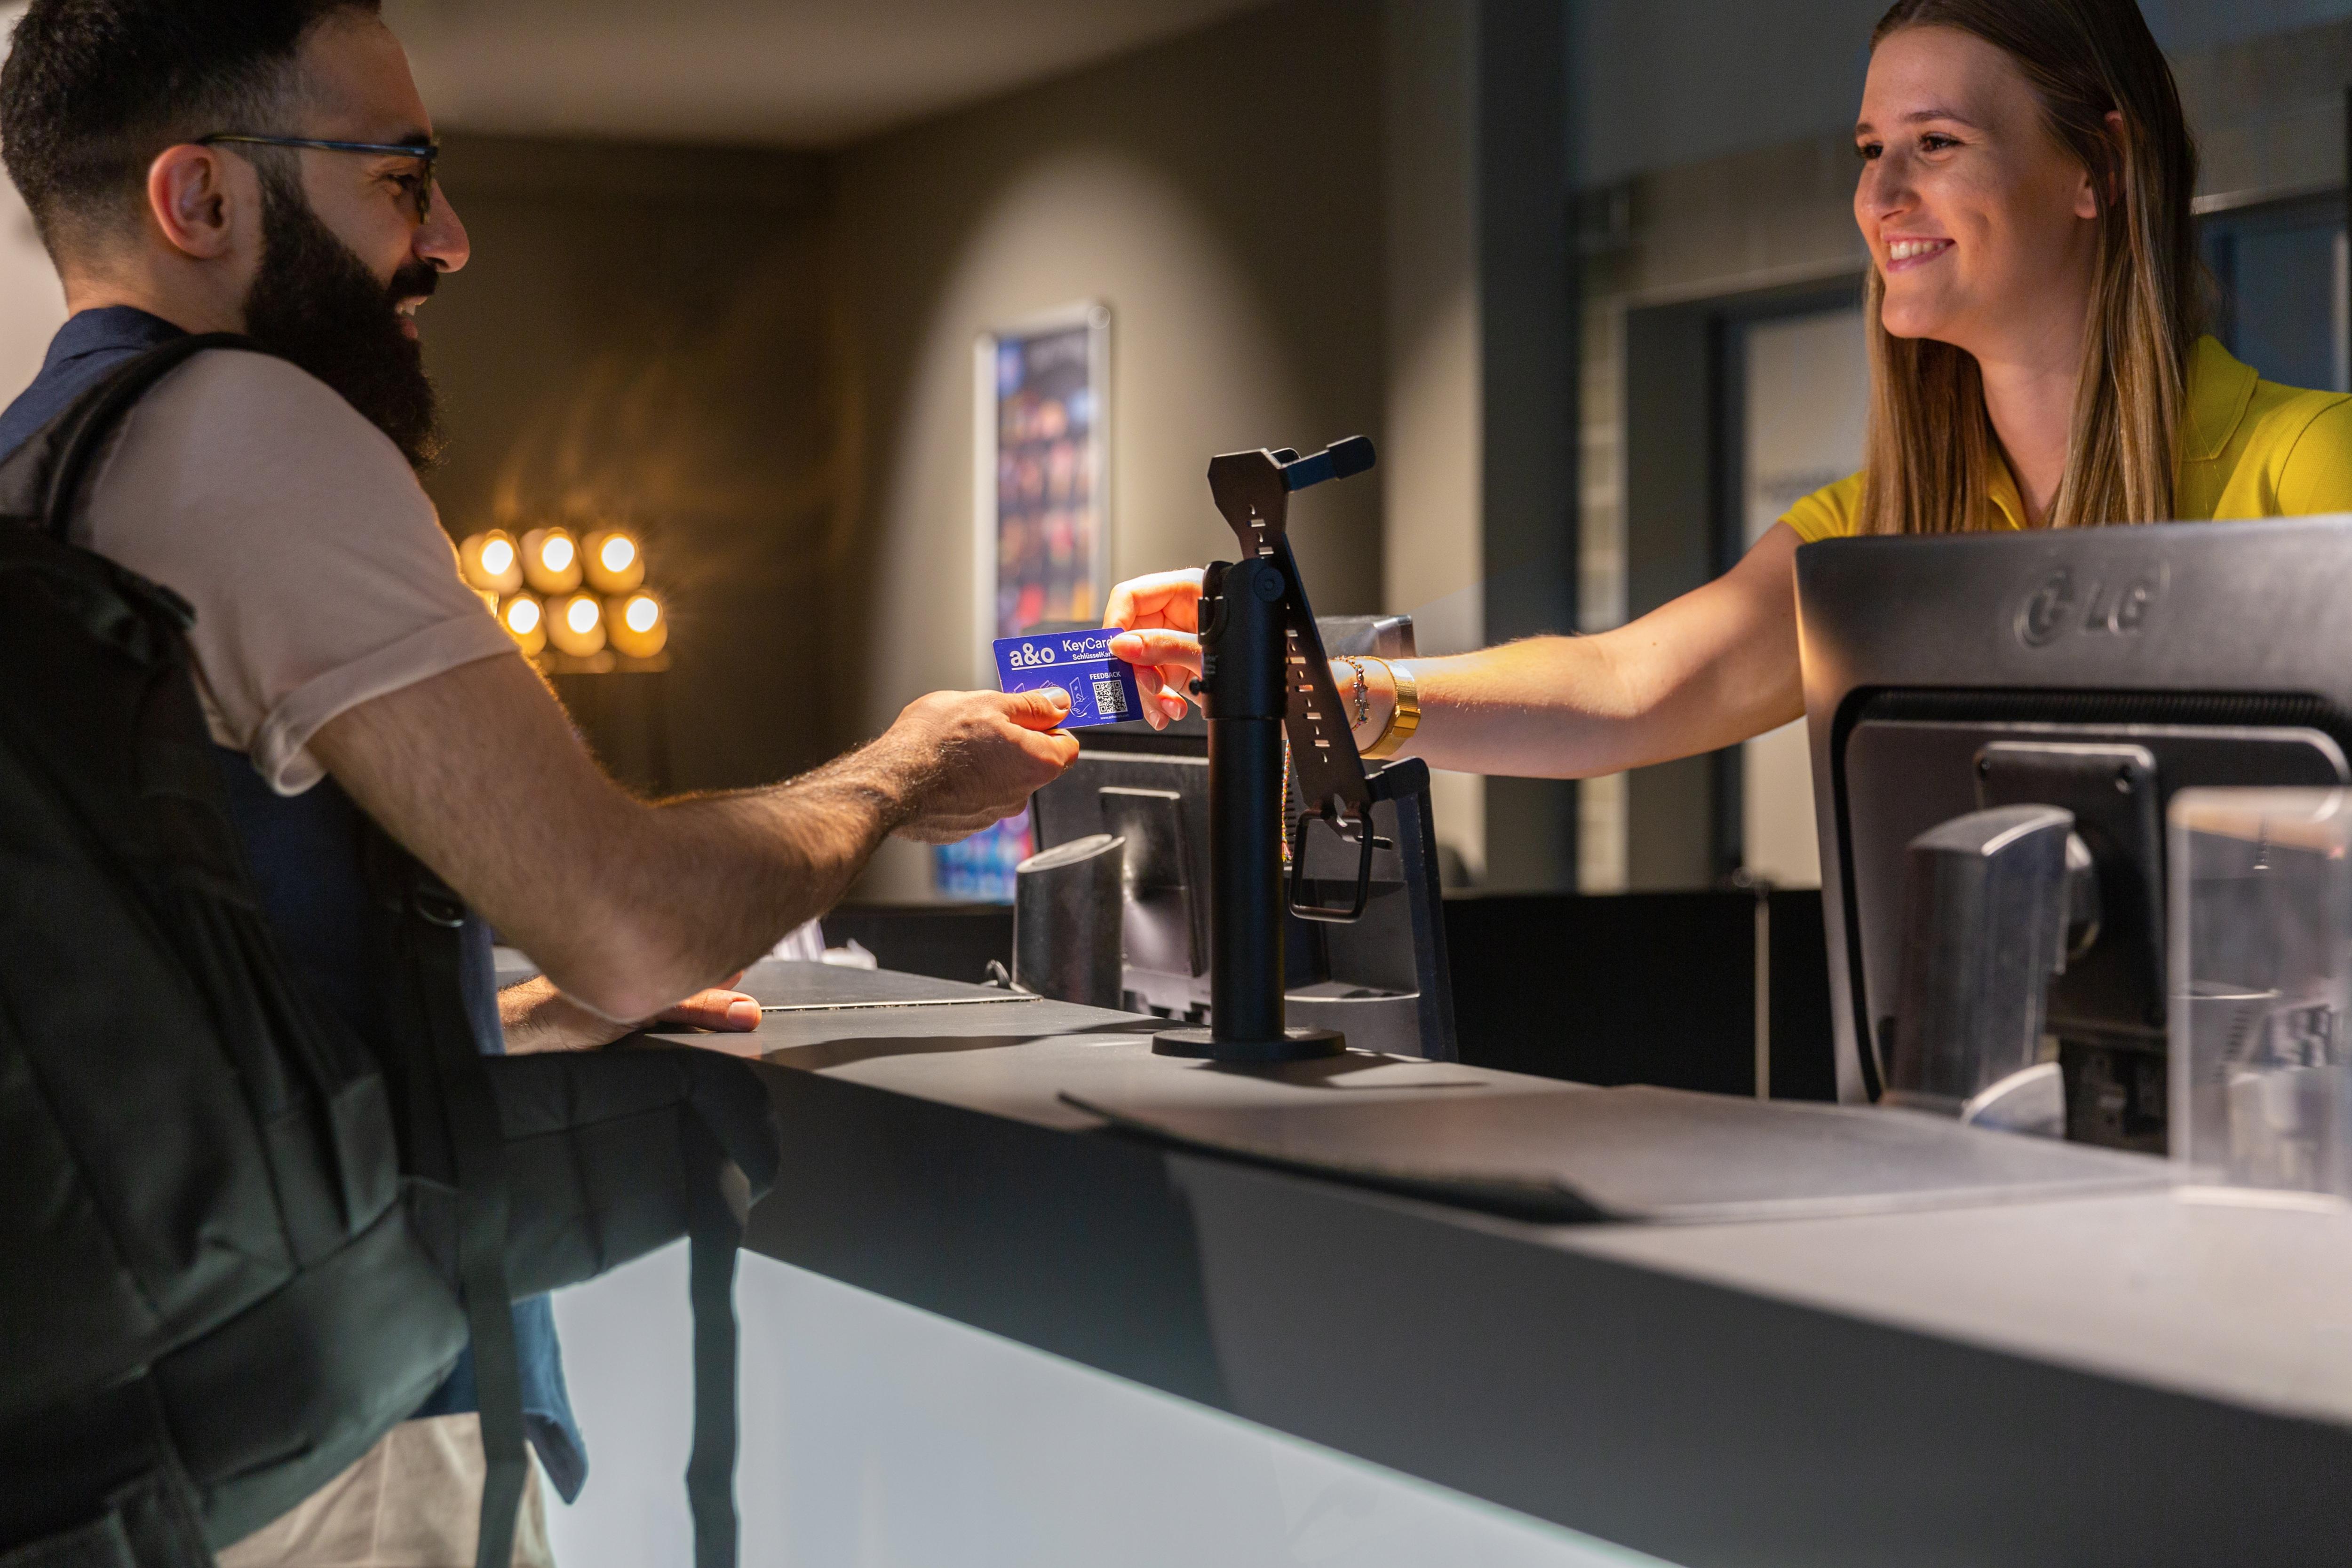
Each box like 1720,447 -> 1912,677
310,651 -> 1075,1023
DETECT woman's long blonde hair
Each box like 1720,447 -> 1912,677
1858,0 -> 2203,535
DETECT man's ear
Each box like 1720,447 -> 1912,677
145,144 -> 245,259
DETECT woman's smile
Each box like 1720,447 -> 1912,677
1883,236 -> 1955,269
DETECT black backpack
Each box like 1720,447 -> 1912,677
0,336 -> 781,1568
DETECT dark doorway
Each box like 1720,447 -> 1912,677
1620,273 -> 1863,890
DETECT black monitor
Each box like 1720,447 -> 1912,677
1030,745 -> 1214,1014
1797,517 -> 2352,1151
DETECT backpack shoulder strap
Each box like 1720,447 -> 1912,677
0,332 -> 272,541
364,831 -> 531,1568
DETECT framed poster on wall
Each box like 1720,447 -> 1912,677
938,303 -> 1110,902
973,301 -> 1111,674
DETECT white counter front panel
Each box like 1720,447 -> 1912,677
547,1243 -> 1671,1568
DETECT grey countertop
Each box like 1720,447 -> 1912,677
631,960 -> 2352,1565
659,962 -> 2352,1427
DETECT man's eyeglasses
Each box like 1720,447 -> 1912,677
196,134 -> 439,222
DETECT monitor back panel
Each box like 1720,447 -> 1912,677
1798,516 -> 2352,1102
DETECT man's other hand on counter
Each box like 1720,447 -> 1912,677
499,971 -> 763,1054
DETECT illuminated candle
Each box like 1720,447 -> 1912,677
460,529 -> 523,594
498,592 -> 546,656
583,529 -> 645,594
522,526 -> 583,594
547,590 -> 606,657
607,591 -> 667,658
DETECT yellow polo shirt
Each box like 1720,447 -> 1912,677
1781,336 -> 2352,542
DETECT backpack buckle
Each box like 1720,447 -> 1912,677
411,888 -> 467,929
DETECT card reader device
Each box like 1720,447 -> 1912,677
1151,436 -> 1422,1063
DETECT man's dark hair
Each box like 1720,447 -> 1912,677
0,0 -> 380,253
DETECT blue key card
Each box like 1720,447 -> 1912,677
992,630 -> 1143,729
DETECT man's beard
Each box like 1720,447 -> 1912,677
245,171 -> 444,470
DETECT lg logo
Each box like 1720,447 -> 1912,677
1007,644 -> 1059,669
2014,567 -> 2162,648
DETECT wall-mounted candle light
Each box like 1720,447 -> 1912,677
460,529 -> 524,595
607,590 -> 667,658
474,521 -> 671,672
583,529 -> 645,595
522,526 -> 583,594
548,589 -> 606,657
496,525 -> 671,790
499,591 -> 547,656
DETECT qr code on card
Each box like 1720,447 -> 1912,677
1091,675 -> 1129,717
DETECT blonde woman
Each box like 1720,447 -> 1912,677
1107,0 -> 2352,777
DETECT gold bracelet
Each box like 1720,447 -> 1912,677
1359,658 -> 1419,760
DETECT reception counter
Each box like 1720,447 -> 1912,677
635,960 -> 2352,1567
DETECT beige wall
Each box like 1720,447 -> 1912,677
0,4 -> 68,394
419,136 -> 850,794
1381,0 -> 1480,657
411,2 -> 1557,901
1381,0 -> 1487,881
829,0 -> 1386,898
408,7 -> 1413,901
0,159 -> 64,396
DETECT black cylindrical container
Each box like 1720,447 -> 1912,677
1013,833 -> 1126,1009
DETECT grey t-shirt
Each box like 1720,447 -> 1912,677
71,347 -> 515,791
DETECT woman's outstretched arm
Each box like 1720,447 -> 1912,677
1106,522 -> 1807,779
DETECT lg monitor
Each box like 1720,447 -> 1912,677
1797,516 -> 2352,1152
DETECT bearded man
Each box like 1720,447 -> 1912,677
0,2 -> 1076,1560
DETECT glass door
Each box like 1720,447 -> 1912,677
2199,192 -> 2347,393
1730,303 -> 1868,888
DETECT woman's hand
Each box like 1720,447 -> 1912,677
1104,567 -> 1205,730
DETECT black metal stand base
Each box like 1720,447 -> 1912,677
1151,1026 -> 1347,1062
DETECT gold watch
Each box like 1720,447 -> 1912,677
1360,658 -> 1419,760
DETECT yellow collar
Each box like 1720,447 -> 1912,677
1986,456 -> 2026,531
1982,335 -> 2255,525
2180,334 -> 2257,465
